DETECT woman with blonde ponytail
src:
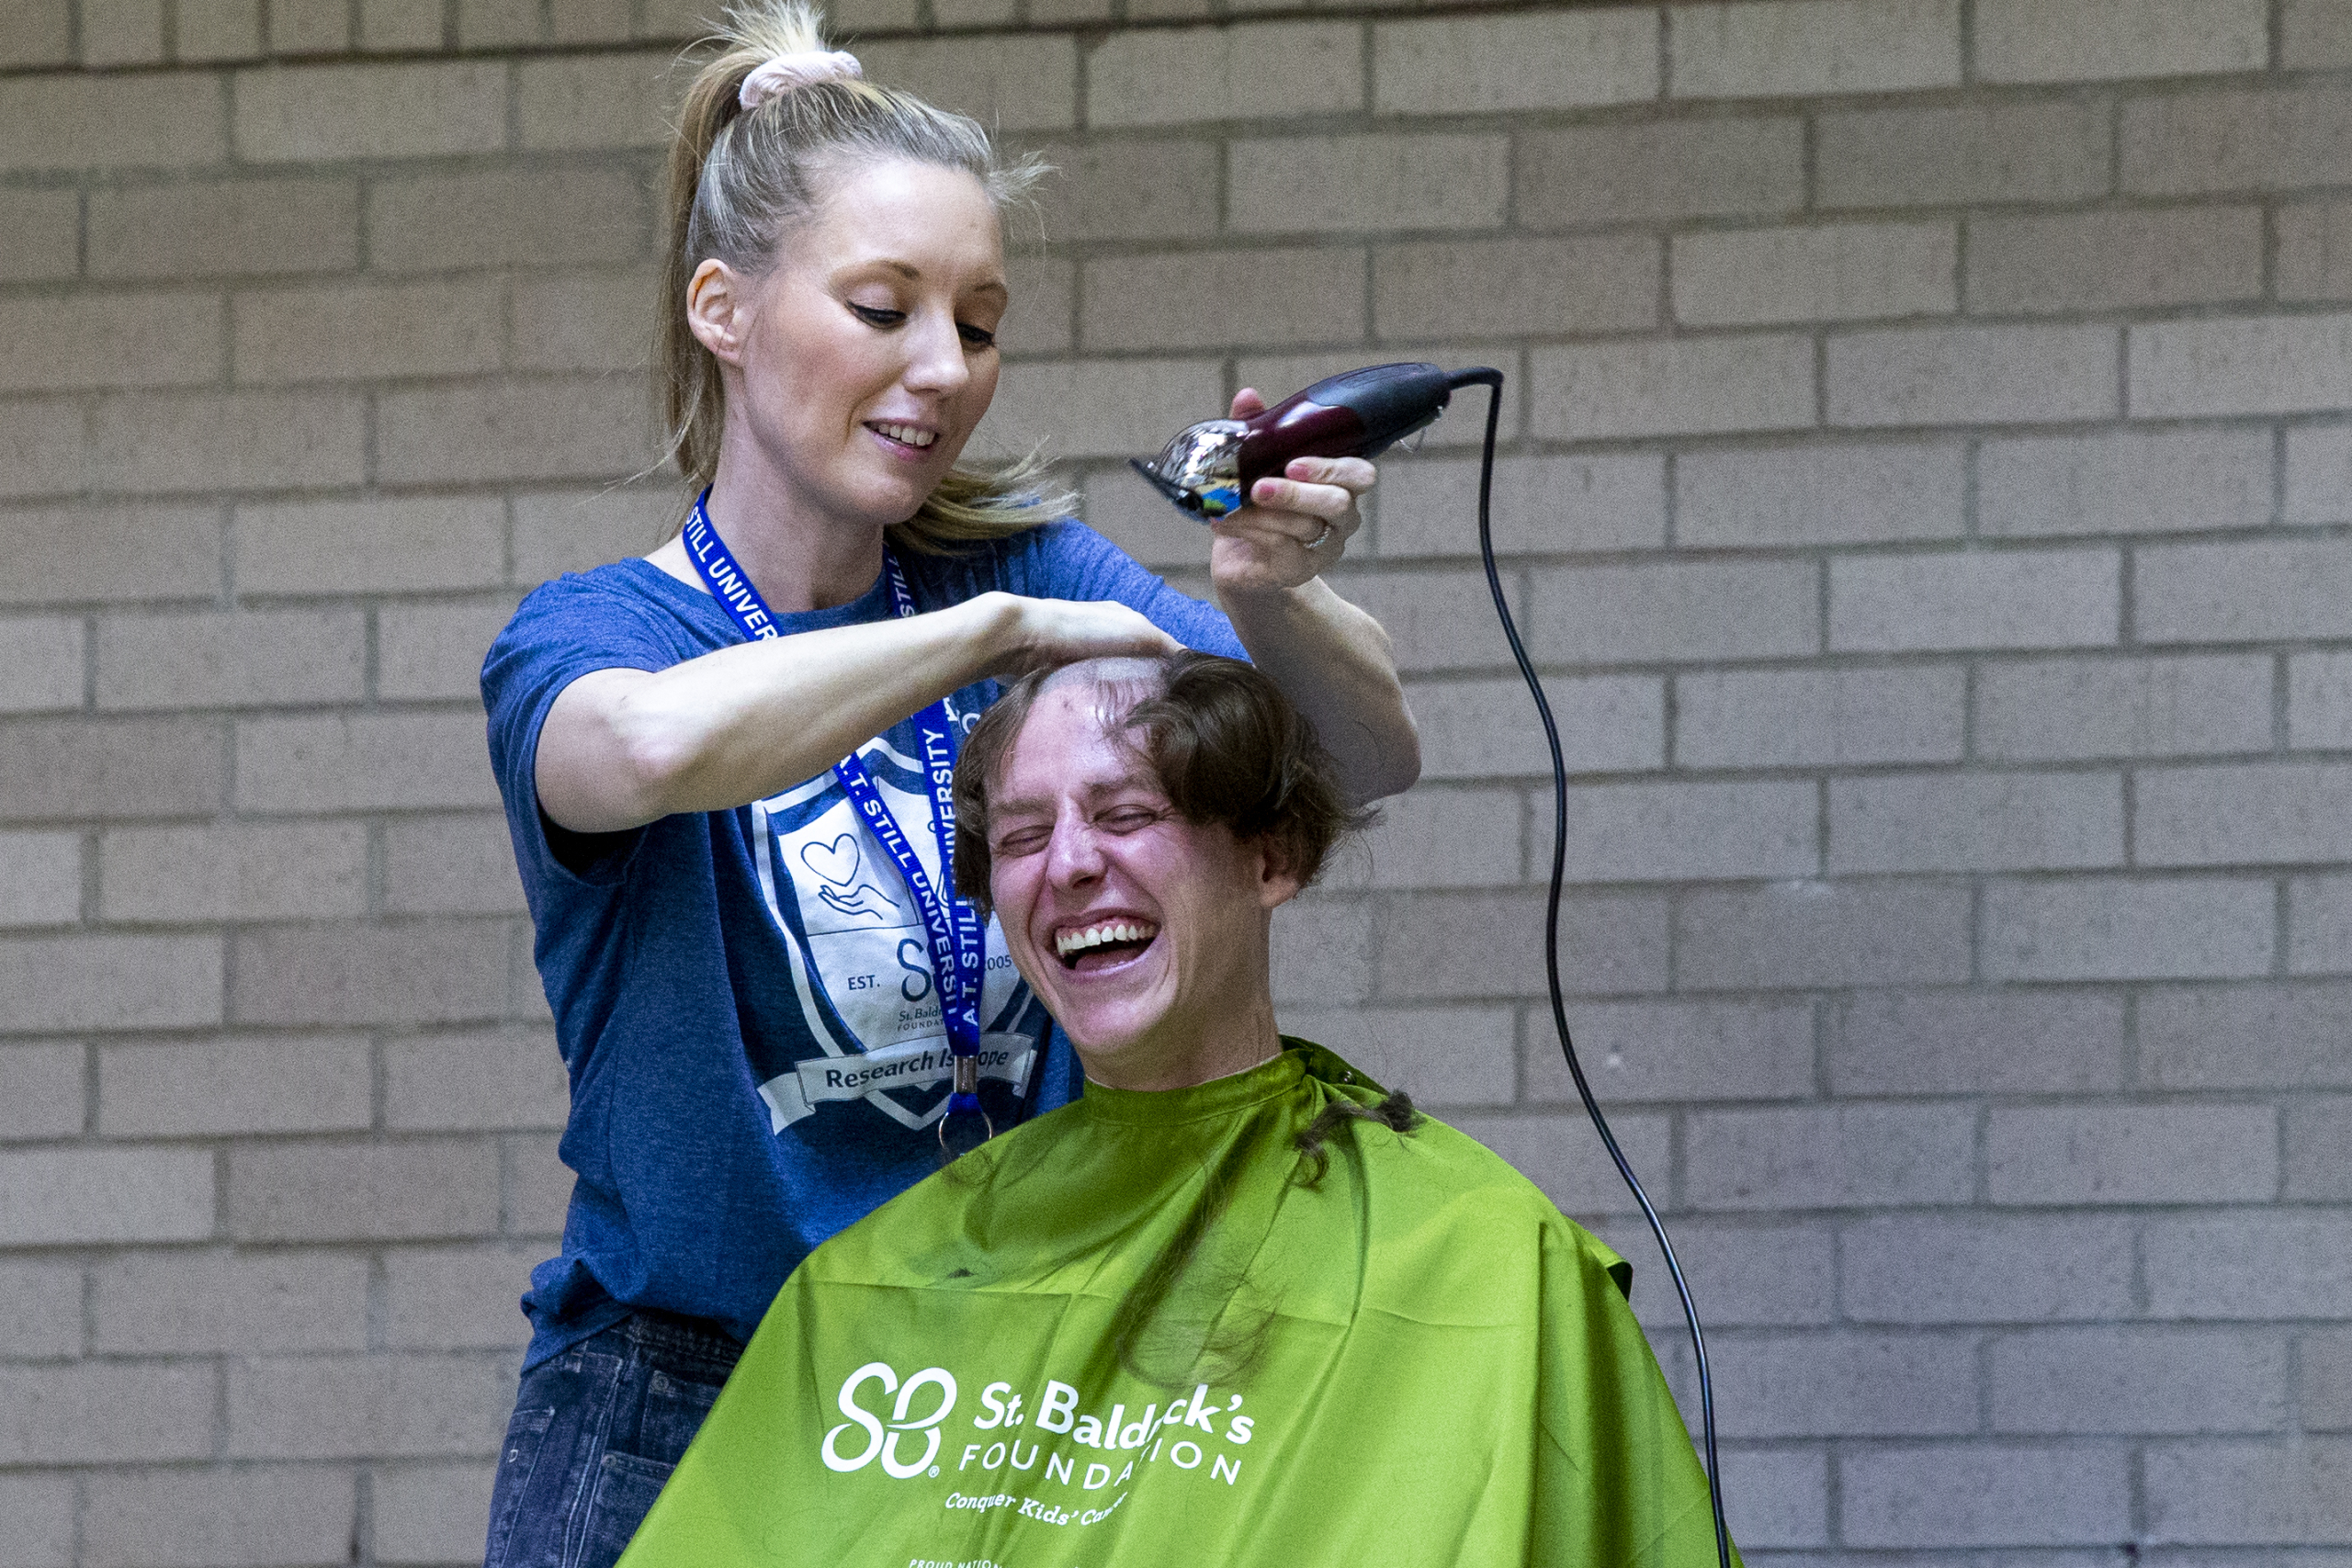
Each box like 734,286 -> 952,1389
478,6 -> 1419,1560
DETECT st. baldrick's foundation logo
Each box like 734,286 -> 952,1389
823,1362 -> 960,1478
820,1361 -> 1259,1491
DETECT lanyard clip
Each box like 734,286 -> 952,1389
939,1054 -> 993,1158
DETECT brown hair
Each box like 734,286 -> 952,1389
659,1 -> 1070,551
950,652 -> 1372,911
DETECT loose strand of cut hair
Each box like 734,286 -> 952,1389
1107,1134 -> 1272,1392
1109,1087 -> 1425,1390
1291,1089 -> 1423,1190
656,0 -> 1069,549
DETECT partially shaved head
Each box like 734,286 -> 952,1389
951,651 -> 1368,914
1032,656 -> 1166,719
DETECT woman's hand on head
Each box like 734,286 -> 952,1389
1208,389 -> 1373,595
983,592 -> 1182,679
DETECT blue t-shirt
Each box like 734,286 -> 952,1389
482,521 -> 1244,1371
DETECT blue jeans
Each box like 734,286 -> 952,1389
482,1312 -> 743,1568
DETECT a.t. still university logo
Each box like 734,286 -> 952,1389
747,733 -> 1036,1132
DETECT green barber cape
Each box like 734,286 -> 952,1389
620,1042 -> 1733,1568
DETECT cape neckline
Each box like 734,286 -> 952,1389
1075,1046 -> 1307,1128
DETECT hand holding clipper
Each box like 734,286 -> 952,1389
1132,362 -> 1465,519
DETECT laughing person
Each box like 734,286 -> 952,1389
616,654 -> 1733,1568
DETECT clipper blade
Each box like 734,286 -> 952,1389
1129,457 -> 1205,513
1134,418 -> 1249,520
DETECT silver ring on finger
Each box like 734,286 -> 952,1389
1305,522 -> 1333,551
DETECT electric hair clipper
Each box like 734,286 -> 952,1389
1132,362 -> 1476,519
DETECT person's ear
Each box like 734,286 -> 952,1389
686,259 -> 752,366
1252,837 -> 1304,912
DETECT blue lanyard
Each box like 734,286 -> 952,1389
682,493 -> 988,1116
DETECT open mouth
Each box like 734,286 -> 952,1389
866,421 -> 937,453
1053,919 -> 1160,974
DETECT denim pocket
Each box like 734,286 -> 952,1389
634,1369 -> 724,1467
485,1345 -> 623,1568
481,1403 -> 559,1568
577,1450 -> 675,1568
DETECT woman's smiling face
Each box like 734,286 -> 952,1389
982,679 -> 1302,1089
706,155 -> 1007,530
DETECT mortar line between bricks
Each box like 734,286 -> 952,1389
73,813 -> 102,930
1810,328 -> 1828,430
1514,781 -> 1532,889
2262,198 -> 2282,303
1971,1331 -> 1992,1436
209,1331 -> 230,1460
2283,1318 -> 2309,1438
2120,766 -> 2137,869
2127,1439 -> 2146,1541
1970,1098 -> 1990,1205
367,1246 -> 389,1354
2271,420 -> 2290,527
2272,1083 -> 2294,1205
1799,98 -> 1818,215
2274,650 -> 2294,755
1661,883 -> 1679,994
1659,448 -> 1678,550
354,1464 -> 375,1568
1656,4 -> 1674,102
74,1015 -> 101,1142
1809,991 -> 1827,1100
1655,231 -> 1677,338
1951,207 -> 1971,318
1967,876 -> 1984,985
2114,318 -> 2132,423
1664,1100 -> 1682,1213
2104,88 -> 2122,200
1810,549 -> 1828,658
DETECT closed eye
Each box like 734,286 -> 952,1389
991,825 -> 1053,857
849,302 -> 905,328
959,321 -> 997,349
1097,807 -> 1164,833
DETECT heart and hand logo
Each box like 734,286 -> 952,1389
801,833 -> 902,924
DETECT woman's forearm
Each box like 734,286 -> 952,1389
539,594 -> 1024,832
1217,578 -> 1422,805
627,594 -> 1025,818
537,591 -> 1190,832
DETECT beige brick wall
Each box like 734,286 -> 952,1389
6,0 -> 2352,1559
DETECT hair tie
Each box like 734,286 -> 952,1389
739,49 -> 863,110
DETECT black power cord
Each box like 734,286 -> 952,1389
1446,367 -> 1734,1568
